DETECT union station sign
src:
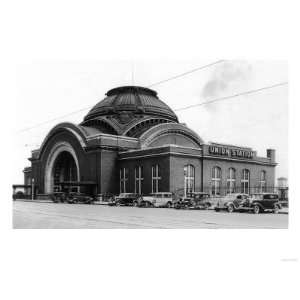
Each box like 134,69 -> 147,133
208,145 -> 254,159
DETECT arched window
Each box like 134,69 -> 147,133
260,170 -> 266,192
152,164 -> 161,193
241,169 -> 250,194
120,168 -> 128,193
134,166 -> 144,194
212,166 -> 222,195
184,165 -> 195,194
227,168 -> 236,194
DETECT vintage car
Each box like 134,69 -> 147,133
174,192 -> 211,209
214,193 -> 250,213
215,193 -> 281,213
138,192 -> 174,208
50,192 -> 67,203
110,193 -> 141,206
65,192 -> 95,204
250,193 -> 281,214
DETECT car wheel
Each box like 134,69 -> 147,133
253,204 -> 260,214
273,205 -> 279,214
227,204 -> 234,213
166,202 -> 172,208
204,203 -> 210,210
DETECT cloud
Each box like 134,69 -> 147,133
201,61 -> 253,109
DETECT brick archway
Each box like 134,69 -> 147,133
44,141 -> 80,193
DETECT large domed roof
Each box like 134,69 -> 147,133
83,86 -> 178,122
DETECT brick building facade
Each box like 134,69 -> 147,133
23,86 -> 276,197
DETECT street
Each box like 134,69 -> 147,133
13,201 -> 288,229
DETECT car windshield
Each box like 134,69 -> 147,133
263,194 -> 279,199
194,193 -> 209,199
264,194 -> 278,199
163,194 -> 172,198
252,194 -> 278,200
224,194 -> 238,200
119,193 -> 133,198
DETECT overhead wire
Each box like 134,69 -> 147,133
17,105 -> 92,133
174,81 -> 288,112
147,60 -> 225,88
17,60 -> 224,134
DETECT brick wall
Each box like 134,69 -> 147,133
169,155 -> 202,193
118,155 -> 170,194
202,158 -> 275,195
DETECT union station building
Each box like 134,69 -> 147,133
23,86 -> 276,196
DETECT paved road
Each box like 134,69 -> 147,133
13,201 -> 288,229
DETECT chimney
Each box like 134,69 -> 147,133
267,149 -> 276,163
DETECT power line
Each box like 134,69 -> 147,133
17,105 -> 92,133
174,81 -> 288,112
147,60 -> 225,88
16,60 -> 224,134
17,80 -> 287,134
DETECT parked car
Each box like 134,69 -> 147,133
214,193 -> 250,213
250,193 -> 281,214
13,191 -> 25,201
110,193 -> 141,206
215,193 -> 281,214
174,192 -> 211,209
139,192 -> 174,208
65,192 -> 95,204
50,192 -> 67,203
96,193 -> 115,203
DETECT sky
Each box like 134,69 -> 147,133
14,60 -> 288,184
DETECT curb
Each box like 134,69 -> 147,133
14,199 -> 53,203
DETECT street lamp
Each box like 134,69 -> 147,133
184,167 -> 187,198
31,178 -> 35,201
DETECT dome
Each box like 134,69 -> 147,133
80,86 -> 179,137
83,86 -> 178,122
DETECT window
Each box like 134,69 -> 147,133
120,168 -> 128,193
184,165 -> 195,194
260,170 -> 266,193
241,169 -> 250,194
152,164 -> 161,193
227,168 -> 236,194
212,166 -> 222,195
134,166 -> 144,194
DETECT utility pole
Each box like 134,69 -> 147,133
184,167 -> 187,198
31,178 -> 35,201
131,61 -> 135,85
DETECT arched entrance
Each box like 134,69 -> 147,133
52,151 -> 78,192
44,142 -> 80,193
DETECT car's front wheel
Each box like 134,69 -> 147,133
204,203 -> 210,210
144,201 -> 151,208
273,204 -> 280,214
166,202 -> 172,208
227,204 -> 234,213
253,204 -> 260,214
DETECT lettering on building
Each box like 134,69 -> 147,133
208,146 -> 254,159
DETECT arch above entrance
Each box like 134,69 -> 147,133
44,141 -> 80,193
